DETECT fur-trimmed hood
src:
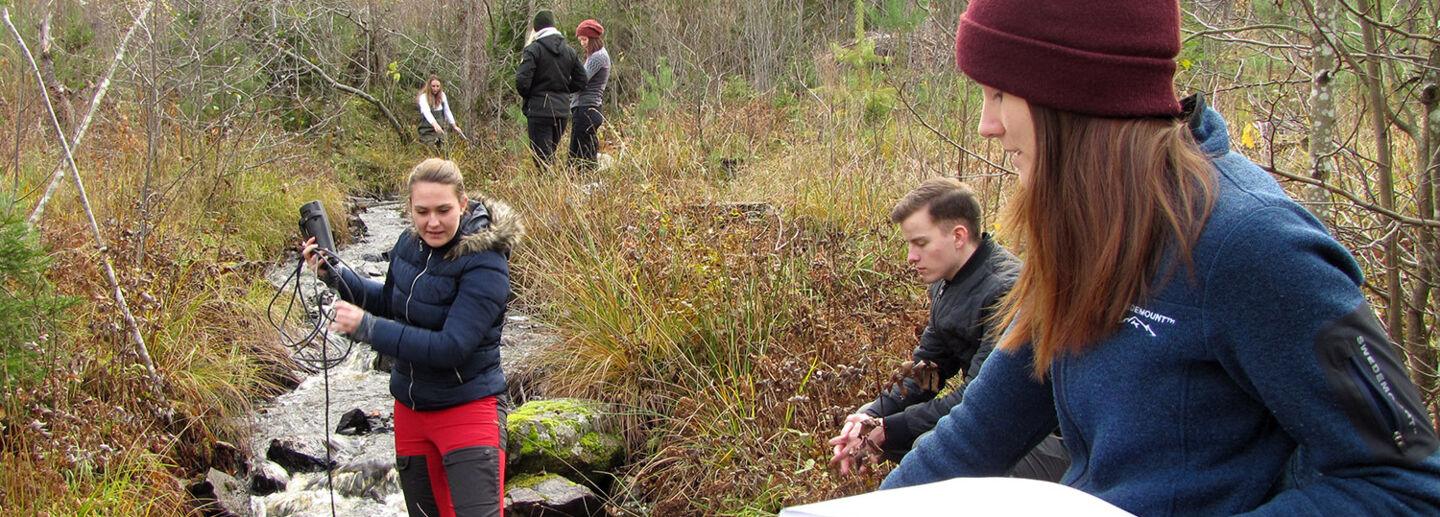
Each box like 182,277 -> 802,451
446,196 -> 524,260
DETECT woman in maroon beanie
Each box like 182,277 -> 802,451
879,0 -> 1440,515
568,18 -> 610,170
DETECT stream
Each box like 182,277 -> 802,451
250,198 -> 553,516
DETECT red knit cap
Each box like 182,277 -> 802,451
955,0 -> 1182,117
577,19 -> 604,39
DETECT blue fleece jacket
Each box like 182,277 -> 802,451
334,197 -> 523,411
880,101 -> 1440,516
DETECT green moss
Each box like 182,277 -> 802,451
507,473 -> 555,490
509,398 -> 607,462
519,427 -> 542,456
506,398 -> 625,481
509,398 -> 598,425
577,432 -> 621,464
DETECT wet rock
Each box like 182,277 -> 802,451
348,213 -> 368,237
263,488 -> 341,516
307,291 -> 334,308
372,352 -> 395,373
250,460 -> 290,496
506,398 -> 623,487
324,434 -> 357,457
359,263 -> 384,277
300,459 -> 398,502
335,408 -> 372,435
505,473 -> 602,517
267,438 -> 335,474
501,319 -> 561,403
189,468 -> 252,516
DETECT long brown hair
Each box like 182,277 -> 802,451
582,36 -> 604,57
419,74 -> 442,110
995,104 -> 1216,377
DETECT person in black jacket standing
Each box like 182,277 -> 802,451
827,177 -> 1068,481
515,9 -> 586,168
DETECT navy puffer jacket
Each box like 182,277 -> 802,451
334,196 -> 524,411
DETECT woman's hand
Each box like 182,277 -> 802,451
301,236 -> 328,275
432,123 -> 446,135
329,300 -> 365,334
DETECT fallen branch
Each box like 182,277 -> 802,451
5,6 -> 163,393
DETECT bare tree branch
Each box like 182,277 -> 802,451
261,37 -> 409,143
1262,163 -> 1440,228
26,2 -> 154,227
886,77 -> 1015,176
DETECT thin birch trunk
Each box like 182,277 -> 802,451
1307,0 -> 1339,228
26,2 -> 154,228
1408,83 -> 1438,407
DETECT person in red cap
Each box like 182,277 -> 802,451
568,18 -> 610,170
878,0 -> 1440,515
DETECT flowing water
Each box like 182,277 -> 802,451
251,198 -> 553,516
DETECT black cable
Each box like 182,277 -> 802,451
321,321 -> 336,517
265,246 -> 374,515
267,247 -> 366,370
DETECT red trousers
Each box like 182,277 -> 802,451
393,397 -> 506,517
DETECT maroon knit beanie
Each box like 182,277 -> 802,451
955,0 -> 1182,117
577,19 -> 604,39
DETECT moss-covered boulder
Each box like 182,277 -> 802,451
504,473 -> 602,517
506,398 -> 624,485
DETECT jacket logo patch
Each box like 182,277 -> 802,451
1124,305 -> 1175,338
1356,336 -> 1421,449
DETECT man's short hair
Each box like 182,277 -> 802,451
889,177 -> 983,237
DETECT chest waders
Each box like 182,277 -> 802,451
417,106 -> 447,149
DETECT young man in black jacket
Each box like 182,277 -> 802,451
828,177 -> 1068,481
515,9 -> 586,167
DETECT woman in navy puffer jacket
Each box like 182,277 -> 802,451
304,158 -> 523,517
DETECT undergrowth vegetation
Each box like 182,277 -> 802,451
0,90 -> 365,514
484,63 -> 996,514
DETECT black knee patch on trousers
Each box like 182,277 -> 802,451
396,454 -> 440,517
444,445 -> 503,517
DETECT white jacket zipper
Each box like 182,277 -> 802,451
405,248 -> 432,404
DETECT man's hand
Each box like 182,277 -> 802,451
910,360 -> 941,392
828,414 -> 886,475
